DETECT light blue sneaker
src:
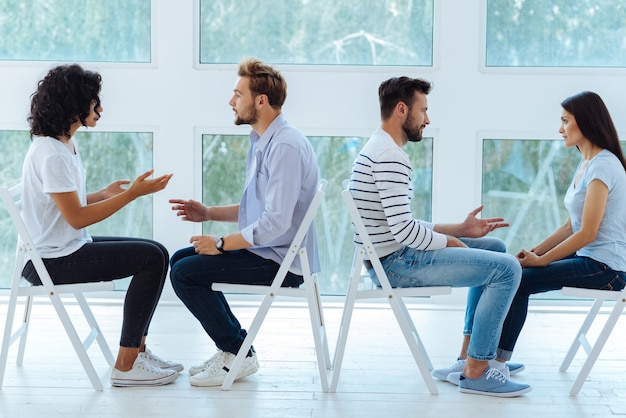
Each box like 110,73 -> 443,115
506,362 -> 525,375
448,359 -> 510,385
458,367 -> 532,397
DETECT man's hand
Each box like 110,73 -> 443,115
462,205 -> 509,238
169,198 -> 210,222
190,234 -> 222,255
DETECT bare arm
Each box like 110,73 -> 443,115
518,179 -> 608,267
53,169 -> 172,230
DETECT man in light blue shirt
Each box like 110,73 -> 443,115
169,57 -> 319,387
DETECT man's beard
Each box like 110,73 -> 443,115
403,123 -> 423,143
234,104 -> 258,126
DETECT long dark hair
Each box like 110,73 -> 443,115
28,64 -> 102,140
561,91 -> 626,171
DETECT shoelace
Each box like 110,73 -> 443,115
136,359 -> 170,375
484,367 -> 507,383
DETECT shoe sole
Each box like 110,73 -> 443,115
459,385 -> 532,398
190,363 -> 259,387
111,372 -> 179,387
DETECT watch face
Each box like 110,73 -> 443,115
216,238 -> 224,251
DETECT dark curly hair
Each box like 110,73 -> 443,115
28,64 -> 102,140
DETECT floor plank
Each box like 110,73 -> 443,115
1,294 -> 625,418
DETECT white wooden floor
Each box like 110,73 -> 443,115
1,293 -> 625,418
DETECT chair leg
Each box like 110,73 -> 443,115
0,290 -> 22,389
560,298 -> 603,372
48,294 -> 105,391
305,278 -> 331,392
16,295 -> 33,366
387,296 -> 439,395
329,252 -> 362,392
568,299 -> 626,396
221,293 -> 275,390
74,293 -> 115,366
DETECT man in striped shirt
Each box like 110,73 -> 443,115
348,76 -> 531,397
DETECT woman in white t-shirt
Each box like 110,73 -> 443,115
21,64 -> 180,387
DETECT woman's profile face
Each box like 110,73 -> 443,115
84,99 -> 103,128
559,109 -> 585,148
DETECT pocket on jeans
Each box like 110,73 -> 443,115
386,270 -> 424,288
600,272 -> 626,291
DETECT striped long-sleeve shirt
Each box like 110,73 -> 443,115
349,127 -> 447,258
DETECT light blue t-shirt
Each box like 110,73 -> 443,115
564,149 -> 626,271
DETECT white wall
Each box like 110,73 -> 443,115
2,0 -> 625,302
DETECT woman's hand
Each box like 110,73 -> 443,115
128,169 -> 173,198
516,249 -> 548,267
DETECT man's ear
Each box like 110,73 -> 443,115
396,101 -> 407,119
256,93 -> 268,107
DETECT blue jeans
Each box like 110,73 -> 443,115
492,254 -> 626,360
22,236 -> 169,348
367,237 -> 521,361
169,247 -> 303,355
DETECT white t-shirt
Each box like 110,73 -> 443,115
21,136 -> 92,261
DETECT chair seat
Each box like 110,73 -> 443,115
0,183 -> 115,391
210,179 -> 332,392
330,185 -> 452,395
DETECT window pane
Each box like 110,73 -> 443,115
202,134 -> 433,295
0,131 -> 154,289
486,0 -> 626,67
199,0 -> 434,66
0,0 -> 151,62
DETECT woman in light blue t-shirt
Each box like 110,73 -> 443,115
497,91 -> 626,362
434,91 -> 626,382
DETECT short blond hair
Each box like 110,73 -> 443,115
238,57 -> 287,109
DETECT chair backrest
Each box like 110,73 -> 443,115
0,183 -> 58,291
341,185 -> 396,293
269,179 -> 327,288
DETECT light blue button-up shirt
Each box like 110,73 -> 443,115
238,114 -> 320,274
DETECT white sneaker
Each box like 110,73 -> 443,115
139,348 -> 184,372
111,356 -> 178,387
189,350 -> 225,376
190,350 -> 259,387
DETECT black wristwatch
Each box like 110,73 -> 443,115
215,237 -> 225,253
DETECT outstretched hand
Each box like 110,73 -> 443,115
101,180 -> 131,200
169,198 -> 209,222
128,169 -> 173,198
462,205 -> 509,238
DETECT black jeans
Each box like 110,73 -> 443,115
22,236 -> 169,348
169,247 -> 303,354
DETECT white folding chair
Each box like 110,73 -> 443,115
559,286 -> 626,396
211,179 -> 332,391
330,186 -> 451,394
0,183 -> 115,391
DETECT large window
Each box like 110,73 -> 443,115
482,138 -> 626,251
198,0 -> 434,66
202,134 -> 433,294
486,0 -> 626,67
0,0 -> 151,62
0,131 -> 154,289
